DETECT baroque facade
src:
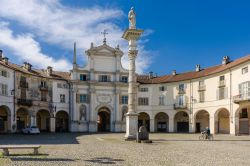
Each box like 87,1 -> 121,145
0,44 -> 250,135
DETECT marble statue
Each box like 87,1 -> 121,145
128,7 -> 136,29
79,105 -> 86,121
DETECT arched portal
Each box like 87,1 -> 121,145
155,112 -> 169,132
97,107 -> 111,132
16,108 -> 29,132
56,111 -> 69,132
215,108 -> 230,134
138,112 -> 150,132
0,105 -> 11,133
37,110 -> 50,132
195,110 -> 209,133
174,111 -> 189,133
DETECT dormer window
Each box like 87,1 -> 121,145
121,76 -> 128,83
80,74 -> 87,81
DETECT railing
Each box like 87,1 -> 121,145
173,103 -> 188,110
218,80 -> 226,87
176,87 -> 186,94
19,81 -> 28,89
198,85 -> 206,91
39,85 -> 48,91
17,99 -> 32,106
233,93 -> 250,103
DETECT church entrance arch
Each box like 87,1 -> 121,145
97,107 -> 111,132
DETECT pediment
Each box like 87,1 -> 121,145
86,43 -> 123,57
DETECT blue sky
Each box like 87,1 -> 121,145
0,0 -> 250,75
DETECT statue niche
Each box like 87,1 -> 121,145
79,105 -> 87,121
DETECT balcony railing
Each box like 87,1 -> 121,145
19,81 -> 28,89
176,87 -> 186,94
17,99 -> 32,106
39,85 -> 48,91
218,80 -> 226,87
198,85 -> 206,91
173,103 -> 188,110
233,93 -> 250,104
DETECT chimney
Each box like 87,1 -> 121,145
149,71 -> 154,79
23,62 -> 32,71
172,70 -> 177,76
47,66 -> 53,76
196,64 -> 201,72
2,57 -> 8,64
222,56 -> 230,65
0,50 -> 2,60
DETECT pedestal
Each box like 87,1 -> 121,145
125,112 -> 138,140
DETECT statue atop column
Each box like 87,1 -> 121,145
128,7 -> 136,29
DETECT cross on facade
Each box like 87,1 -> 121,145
101,29 -> 108,44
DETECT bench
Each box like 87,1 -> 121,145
0,145 -> 41,156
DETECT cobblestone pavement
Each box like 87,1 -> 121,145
0,133 -> 250,166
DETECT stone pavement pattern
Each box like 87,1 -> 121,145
0,133 -> 250,166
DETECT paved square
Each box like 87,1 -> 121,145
0,133 -> 250,166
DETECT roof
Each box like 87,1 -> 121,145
0,61 -> 70,80
137,55 -> 250,84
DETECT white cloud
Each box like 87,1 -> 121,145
0,22 -> 71,71
0,0 -> 153,73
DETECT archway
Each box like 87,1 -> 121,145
174,111 -> 189,133
215,108 -> 230,134
0,106 -> 10,133
195,110 -> 209,133
155,112 -> 169,132
56,111 -> 69,132
237,107 -> 250,135
138,112 -> 150,132
97,107 -> 111,132
16,108 -> 29,132
37,110 -> 50,132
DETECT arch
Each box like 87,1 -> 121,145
138,112 -> 150,132
214,108 -> 230,134
154,112 -> 169,132
36,109 -> 50,132
174,111 -> 189,133
0,105 -> 11,133
97,107 -> 111,132
56,110 -> 69,132
194,110 -> 210,133
16,108 -> 29,132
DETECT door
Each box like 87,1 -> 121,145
239,120 -> 249,134
196,123 -> 201,133
177,122 -> 189,133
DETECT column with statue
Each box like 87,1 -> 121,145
122,7 -> 143,140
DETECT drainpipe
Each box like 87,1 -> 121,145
68,81 -> 72,132
229,69 -> 233,123
13,70 -> 16,132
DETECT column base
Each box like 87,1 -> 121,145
124,112 -> 138,140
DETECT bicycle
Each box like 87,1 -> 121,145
199,131 -> 214,141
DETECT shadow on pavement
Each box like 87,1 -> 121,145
85,157 -> 124,164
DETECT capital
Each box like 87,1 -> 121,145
128,50 -> 138,58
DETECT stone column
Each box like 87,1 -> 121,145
150,119 -> 155,132
169,117 -> 174,132
50,117 -> 55,132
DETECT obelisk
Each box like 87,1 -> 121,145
122,7 -> 143,140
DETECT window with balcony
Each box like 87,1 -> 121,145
139,87 -> 148,92
0,84 -> 8,96
138,97 -> 149,105
239,81 -> 250,98
60,94 -> 65,103
121,95 -> 128,104
159,96 -> 164,105
99,75 -> 110,82
121,76 -> 128,83
41,91 -> 47,101
80,74 -> 87,81
242,66 -> 248,75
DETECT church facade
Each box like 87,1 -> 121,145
0,42 -> 250,135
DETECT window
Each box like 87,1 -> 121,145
159,96 -> 164,105
199,91 -> 205,103
80,94 -> 88,103
239,81 -> 250,97
41,91 -> 47,101
41,81 -> 47,88
241,108 -> 248,118
218,87 -> 227,100
99,75 -> 110,82
159,86 -> 165,91
179,84 -> 185,91
121,96 -> 128,104
219,75 -> 225,81
121,76 -> 128,83
60,94 -> 65,103
242,67 -> 248,75
199,80 -> 204,86
1,70 -> 8,77
0,84 -> 8,96
178,95 -> 185,106
80,74 -> 87,81
139,87 -> 148,92
57,83 -> 62,88
138,98 -> 149,105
